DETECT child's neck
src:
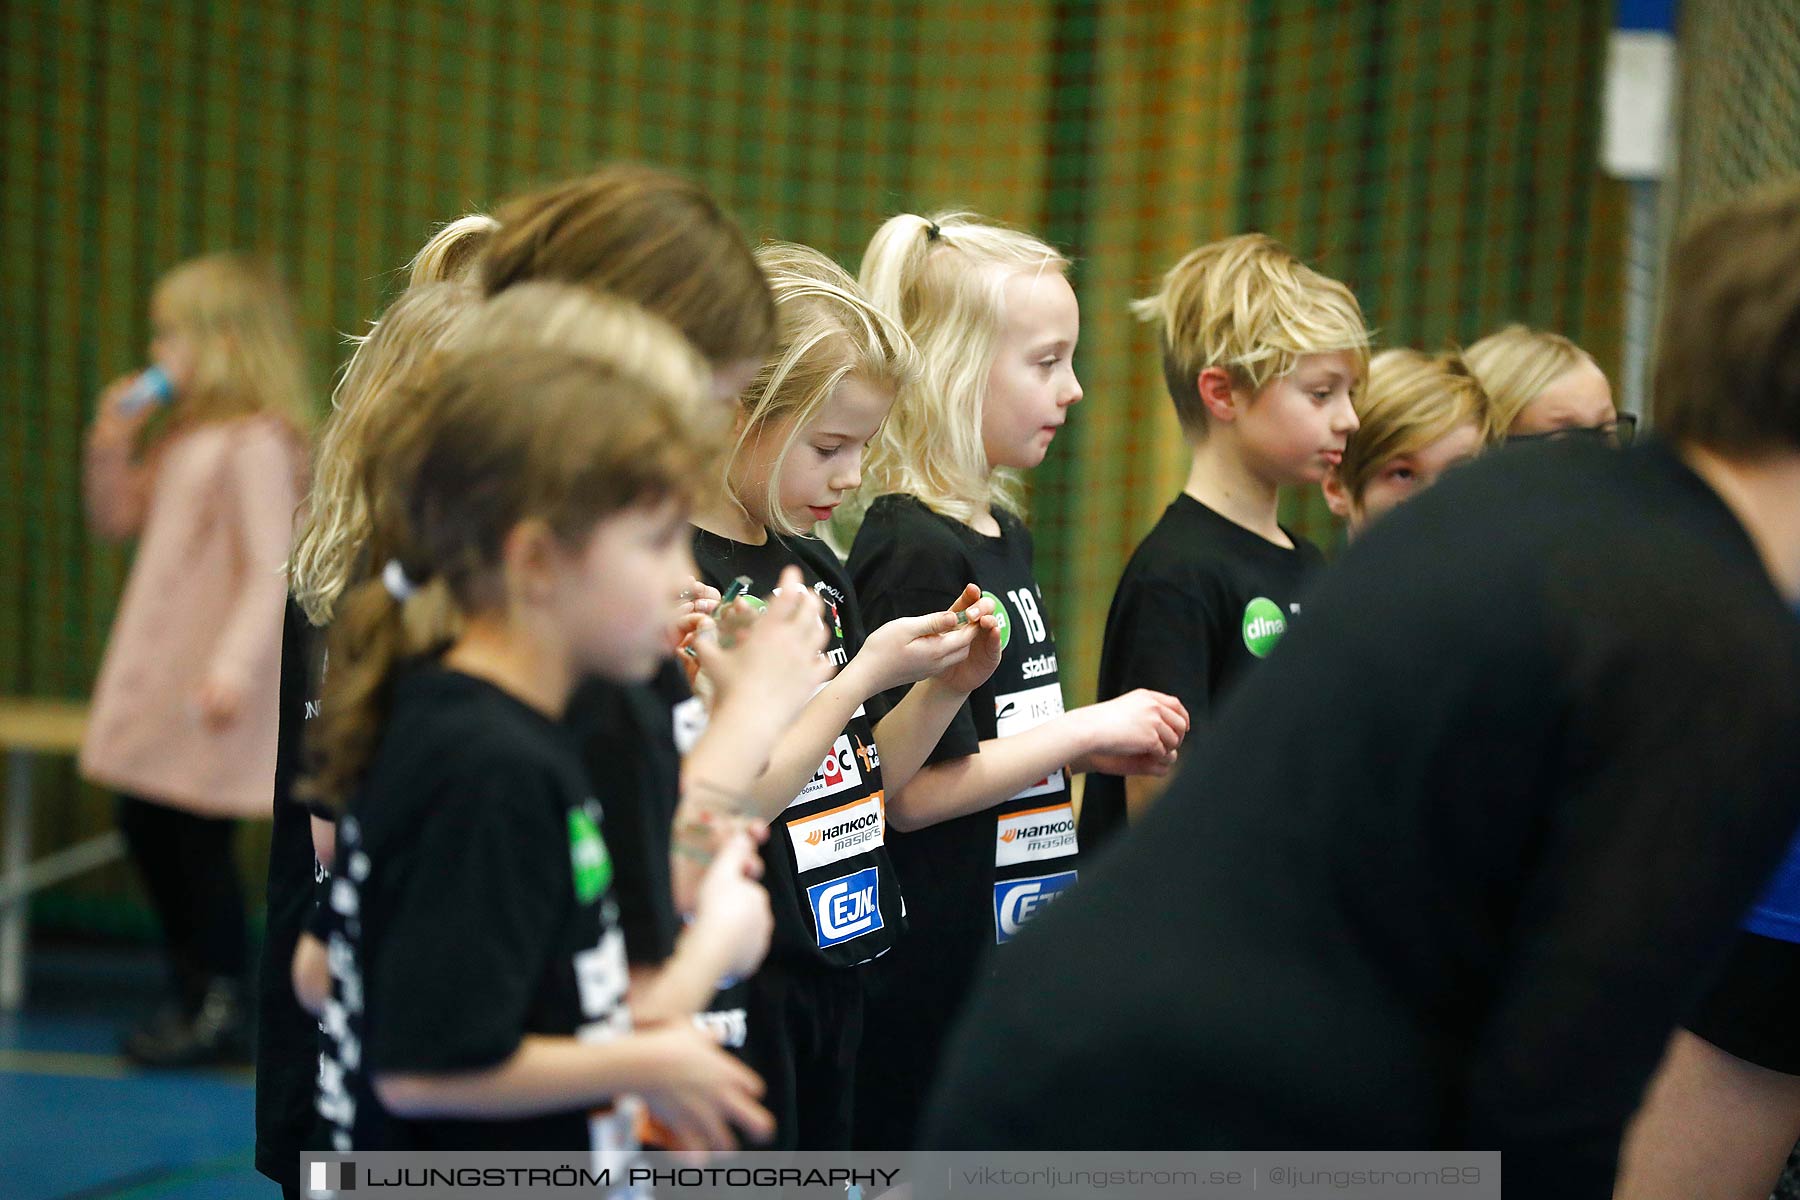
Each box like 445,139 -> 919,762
966,465 -> 1002,537
1184,439 -> 1293,548
692,497 -> 769,545
443,615 -> 576,719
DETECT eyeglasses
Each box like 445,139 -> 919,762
1507,412 -> 1638,448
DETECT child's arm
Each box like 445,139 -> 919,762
886,689 -> 1188,832
197,422 -> 300,731
736,586 -> 991,820
867,586 -> 1004,794
667,566 -> 833,913
628,832 -> 771,1027
82,377 -> 157,541
292,931 -> 329,1017
375,1025 -> 773,1151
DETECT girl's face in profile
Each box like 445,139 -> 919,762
148,294 -> 199,394
982,269 -> 1083,472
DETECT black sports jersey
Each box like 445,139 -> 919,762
926,440 -> 1800,1199
691,528 -> 901,969
566,662 -> 700,967
254,599 -> 327,1191
845,493 -> 1080,1149
316,666 -> 637,1170
1080,494 -> 1324,851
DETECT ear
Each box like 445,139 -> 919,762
1197,367 -> 1240,425
500,518 -> 563,605
1321,467 -> 1354,521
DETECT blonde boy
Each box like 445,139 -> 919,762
1079,234 -> 1368,849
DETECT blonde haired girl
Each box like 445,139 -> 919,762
842,213 -> 1188,1149
689,242 -> 1002,1148
80,253 -> 312,1068
1465,323 -> 1627,443
1323,349 -> 1494,536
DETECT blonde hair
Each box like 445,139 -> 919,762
290,283 -> 479,625
854,211 -> 1068,528
1338,349 -> 1493,501
302,346 -> 723,809
1463,324 -> 1597,435
405,213 -> 499,288
725,243 -> 918,538
478,164 -> 775,368
461,282 -> 712,421
1130,233 -> 1369,439
151,253 -> 314,434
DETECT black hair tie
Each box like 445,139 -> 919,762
925,221 -> 942,242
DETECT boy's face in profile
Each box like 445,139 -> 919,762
1234,350 -> 1362,486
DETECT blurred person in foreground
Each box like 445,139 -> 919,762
926,184 -> 1800,1200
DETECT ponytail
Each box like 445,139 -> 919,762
406,213 -> 500,289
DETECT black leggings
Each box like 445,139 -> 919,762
116,795 -> 247,1001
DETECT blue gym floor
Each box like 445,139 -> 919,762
1,946 -> 268,1200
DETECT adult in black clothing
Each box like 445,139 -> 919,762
925,185 -> 1800,1199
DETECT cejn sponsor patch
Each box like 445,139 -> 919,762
993,870 -> 1079,944
788,793 -> 886,873
993,683 -> 1067,801
994,801 -> 1078,868
807,866 -> 883,948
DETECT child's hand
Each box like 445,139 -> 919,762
690,831 -> 774,981
94,374 -> 157,435
694,565 -> 832,730
670,805 -> 766,918
631,1026 -> 775,1156
1067,689 -> 1189,776
668,578 -> 721,654
853,584 -> 996,695
195,669 -> 248,731
931,583 -> 1004,695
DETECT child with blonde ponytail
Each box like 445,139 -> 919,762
843,212 -> 1188,1148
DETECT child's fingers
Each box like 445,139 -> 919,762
723,1090 -> 777,1145
682,579 -> 722,603
946,582 -> 983,613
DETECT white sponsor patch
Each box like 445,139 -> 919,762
995,801 -> 1078,868
790,732 -> 872,807
788,793 -> 886,873
993,683 -> 1067,801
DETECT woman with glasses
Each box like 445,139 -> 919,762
1465,323 -> 1637,446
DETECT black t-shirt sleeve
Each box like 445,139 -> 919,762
851,502 -> 985,764
1461,600 -> 1800,1192
568,678 -> 680,966
364,763 -> 570,1075
1103,572 -> 1214,724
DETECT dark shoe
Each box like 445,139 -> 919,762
122,978 -> 250,1068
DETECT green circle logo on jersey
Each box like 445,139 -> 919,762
982,590 -> 1012,651
1241,596 -> 1287,659
568,808 -> 613,904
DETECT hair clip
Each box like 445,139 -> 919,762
381,558 -> 419,603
